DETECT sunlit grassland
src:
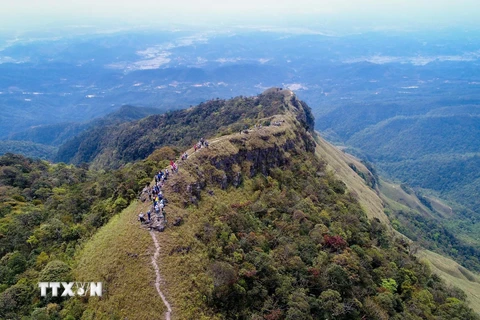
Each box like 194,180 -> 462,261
74,201 -> 166,319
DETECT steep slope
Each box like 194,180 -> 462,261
74,203 -> 166,319
313,134 -> 387,224
72,89 -> 479,319
314,129 -> 480,313
419,250 -> 480,315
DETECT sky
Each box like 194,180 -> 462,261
1,0 -> 479,33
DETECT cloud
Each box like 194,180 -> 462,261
2,0 -> 479,31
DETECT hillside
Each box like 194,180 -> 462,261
0,105 -> 165,162
1,89 -> 479,319
10,105 -> 163,146
0,140 -> 57,160
318,94 -> 480,271
71,90 -> 478,319
55,89 -> 314,169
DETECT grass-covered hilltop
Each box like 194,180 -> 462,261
1,88 -> 479,319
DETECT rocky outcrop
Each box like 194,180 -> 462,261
181,122 -> 316,205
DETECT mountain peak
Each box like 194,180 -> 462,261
56,91 -> 316,168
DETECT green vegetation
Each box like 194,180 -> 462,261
374,175 -> 480,273
326,114 -> 480,273
154,115 -> 478,319
0,140 -> 57,160
7,105 -> 164,148
319,98 -> 480,276
0,151 -> 171,318
419,250 -> 480,315
56,88 -> 314,169
1,90 -> 479,318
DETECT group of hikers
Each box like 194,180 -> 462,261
193,137 -> 209,152
137,137 -> 209,227
139,169 -> 171,225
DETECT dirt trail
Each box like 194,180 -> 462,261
150,230 -> 172,320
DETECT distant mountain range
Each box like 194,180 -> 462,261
1,29 -> 480,310
0,105 -> 164,160
1,29 -> 480,139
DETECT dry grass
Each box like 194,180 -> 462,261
419,250 -> 480,314
378,179 -> 433,217
74,201 -> 166,319
313,134 -> 389,225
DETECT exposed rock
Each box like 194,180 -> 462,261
233,172 -> 242,188
173,217 -> 183,226
154,225 -> 166,232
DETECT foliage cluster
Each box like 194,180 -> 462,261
162,131 -> 478,319
55,89 -> 314,169
0,150 -> 171,318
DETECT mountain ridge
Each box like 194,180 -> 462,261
72,91 -> 480,319
1,89 -> 480,318
55,88 -> 315,169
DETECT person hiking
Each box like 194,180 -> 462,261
147,210 -> 151,222
138,212 -> 146,224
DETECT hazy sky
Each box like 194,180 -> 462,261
2,0 -> 479,32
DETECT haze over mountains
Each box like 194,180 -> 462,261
3,28 -> 480,229
1,28 -> 479,139
2,24 -> 480,318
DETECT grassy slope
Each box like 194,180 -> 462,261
74,201 -> 166,319
378,180 -> 433,218
419,250 -> 480,314
313,135 -> 480,315
72,95 -> 480,317
313,134 -> 388,225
